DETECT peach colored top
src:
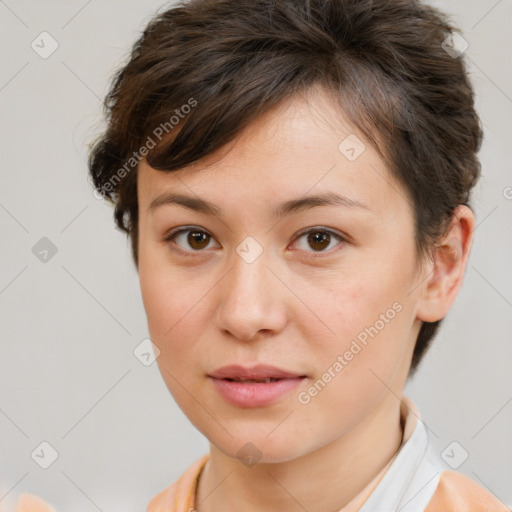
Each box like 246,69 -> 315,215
14,396 -> 509,512
14,494 -> 56,512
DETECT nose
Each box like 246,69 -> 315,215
214,247 -> 288,342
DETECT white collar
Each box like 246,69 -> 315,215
359,396 -> 445,512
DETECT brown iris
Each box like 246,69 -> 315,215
187,230 -> 210,250
307,231 -> 331,251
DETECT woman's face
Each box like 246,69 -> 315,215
137,87 -> 428,463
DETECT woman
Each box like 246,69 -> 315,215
17,0 -> 508,510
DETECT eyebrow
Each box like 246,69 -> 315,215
148,191 -> 372,219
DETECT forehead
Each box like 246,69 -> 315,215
137,87 -> 411,220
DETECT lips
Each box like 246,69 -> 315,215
208,364 -> 306,381
208,364 -> 307,408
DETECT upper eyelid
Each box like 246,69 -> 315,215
294,226 -> 345,240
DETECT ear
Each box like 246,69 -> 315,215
415,205 -> 475,323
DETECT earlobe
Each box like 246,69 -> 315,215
415,205 -> 475,323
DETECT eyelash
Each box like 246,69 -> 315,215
163,226 -> 347,258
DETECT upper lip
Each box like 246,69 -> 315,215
208,364 -> 306,380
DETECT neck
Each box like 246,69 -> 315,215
195,393 -> 404,512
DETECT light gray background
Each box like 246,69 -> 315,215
0,0 -> 511,510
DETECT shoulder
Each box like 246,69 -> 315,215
425,470 -> 509,511
147,454 -> 209,512
16,493 -> 56,512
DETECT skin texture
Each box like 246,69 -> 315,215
137,86 -> 474,512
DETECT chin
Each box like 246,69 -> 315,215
207,429 -> 313,466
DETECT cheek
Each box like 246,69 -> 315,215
302,273 -> 410,380
294,298 -> 409,441
140,268 -> 204,404
138,259 -> 217,382
138,236 -> 190,333
138,257 -> 190,350
305,276 -> 397,338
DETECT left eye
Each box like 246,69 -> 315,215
293,228 -> 345,254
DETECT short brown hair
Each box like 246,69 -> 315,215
88,0 -> 482,375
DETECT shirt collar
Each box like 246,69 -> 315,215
357,395 -> 444,512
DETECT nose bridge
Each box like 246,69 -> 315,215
229,237 -> 272,307
216,236 -> 283,340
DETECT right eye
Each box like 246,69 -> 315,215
164,227 -> 220,253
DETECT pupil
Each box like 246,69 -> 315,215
308,231 -> 330,251
189,231 -> 209,249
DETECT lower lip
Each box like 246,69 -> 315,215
210,377 -> 305,408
